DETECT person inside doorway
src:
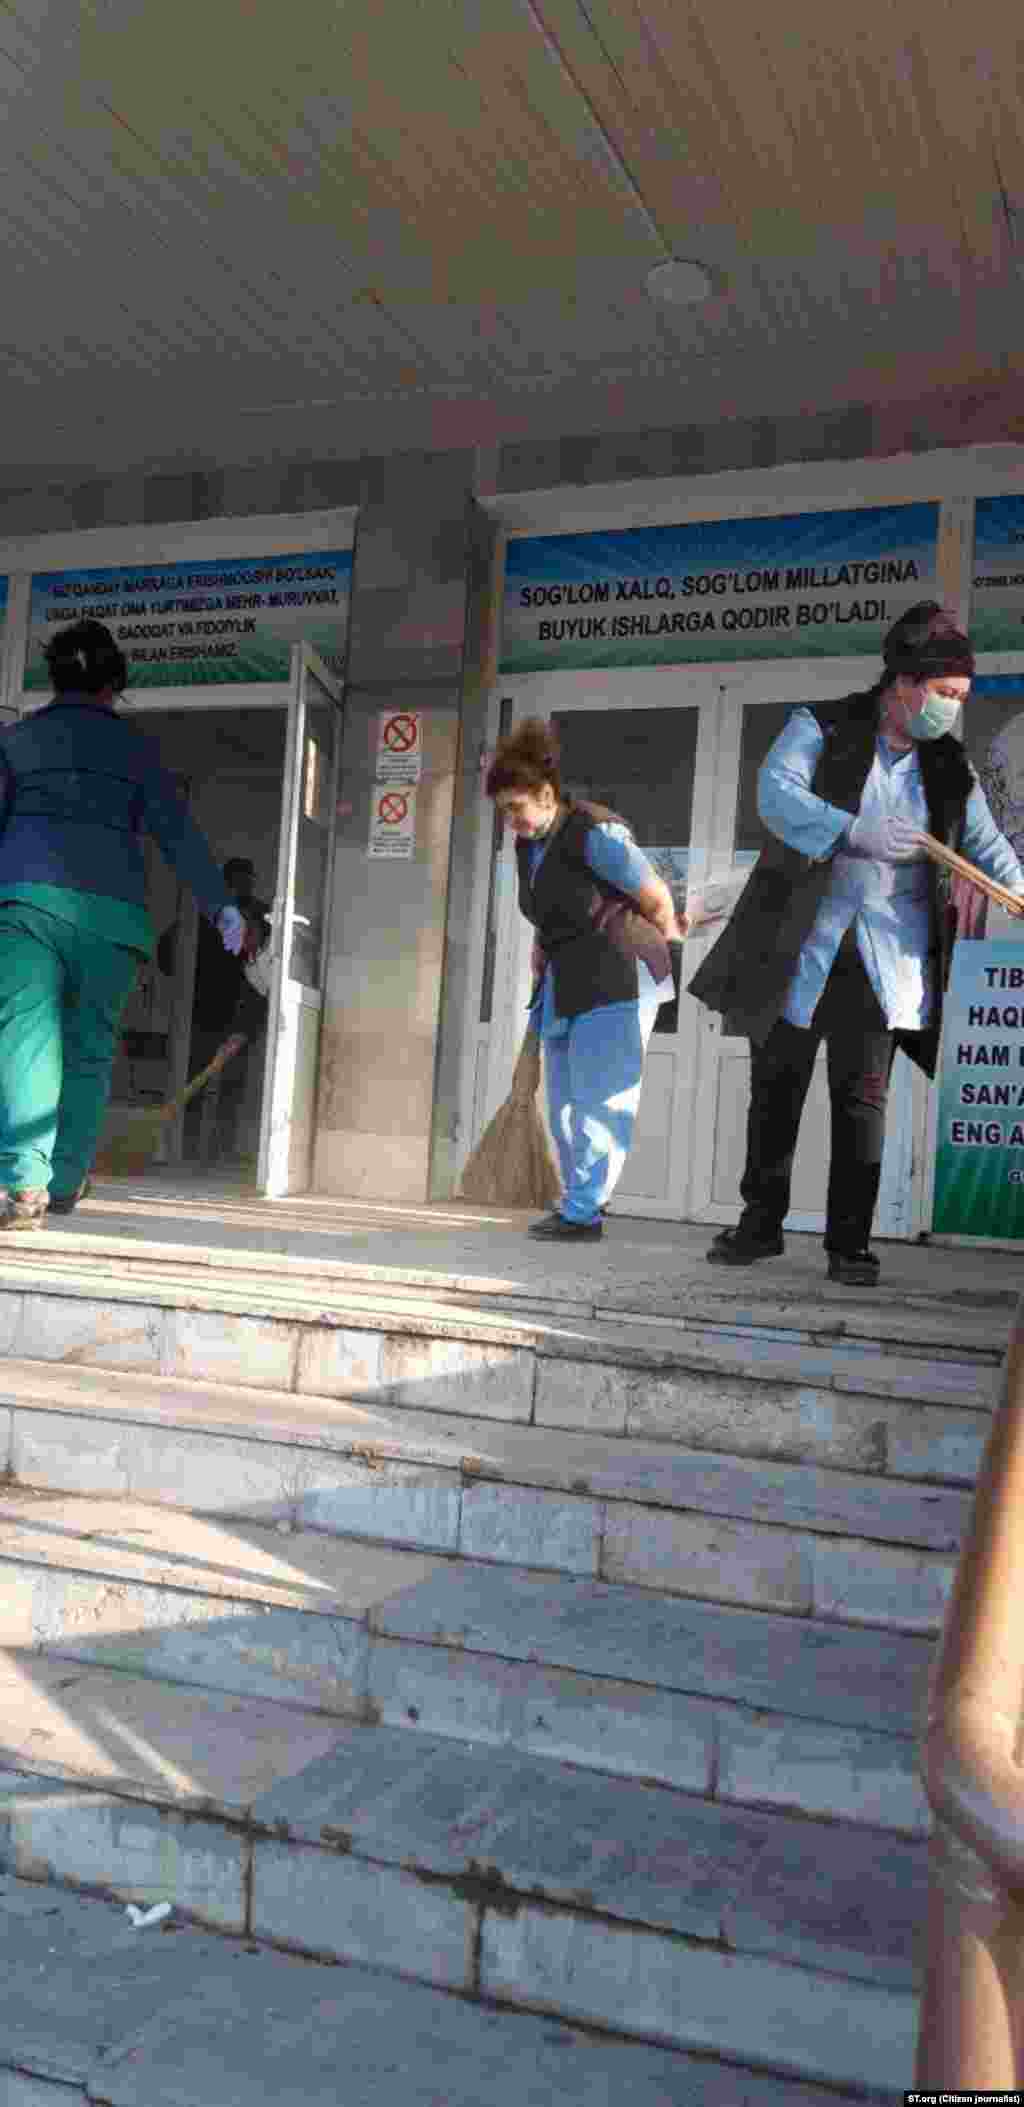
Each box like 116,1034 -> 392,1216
486,716 -> 685,1239
688,602 -> 1024,1286
157,857 -> 271,1163
0,619 -> 246,1228
222,857 -> 271,932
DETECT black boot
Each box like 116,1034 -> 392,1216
707,1222 -> 784,1266
826,1246 -> 880,1286
528,1211 -> 603,1241
48,1176 -> 92,1217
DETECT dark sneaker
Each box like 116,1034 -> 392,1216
1,1188 -> 50,1231
528,1211 -> 603,1240
827,1248 -> 880,1286
48,1177 -> 92,1216
707,1224 -> 784,1266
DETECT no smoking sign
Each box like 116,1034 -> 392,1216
368,783 -> 417,859
375,708 -> 422,784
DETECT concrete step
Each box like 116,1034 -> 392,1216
11,1198 -> 1018,1355
0,1878 -> 890,2107
0,1226 -> 1006,1405
0,1355 -> 968,1628
0,1493 -> 931,1833
364,1556 -> 934,1832
0,1239 -> 1000,1518
0,1676 -> 919,2096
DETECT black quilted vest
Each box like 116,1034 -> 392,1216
516,800 -> 670,1022
687,689 -> 973,1073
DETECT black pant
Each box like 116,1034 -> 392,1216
738,931 -> 899,1254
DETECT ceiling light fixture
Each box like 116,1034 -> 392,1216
645,258 -> 715,306
237,397 -> 337,417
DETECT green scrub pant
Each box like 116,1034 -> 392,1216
0,904 -> 140,1195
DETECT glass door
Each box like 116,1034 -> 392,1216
257,644 -> 342,1197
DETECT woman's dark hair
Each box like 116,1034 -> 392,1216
44,619 -> 129,697
881,601 -> 975,680
485,715 -> 561,798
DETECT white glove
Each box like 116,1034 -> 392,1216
216,905 -> 246,955
844,813 -> 922,863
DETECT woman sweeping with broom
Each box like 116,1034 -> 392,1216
481,717 -> 685,1240
0,619 -> 248,1229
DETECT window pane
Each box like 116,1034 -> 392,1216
552,705 -> 699,913
959,677 -> 1024,938
290,692 -> 336,985
554,705 -> 699,1040
964,680 -> 1024,854
733,702 -> 795,860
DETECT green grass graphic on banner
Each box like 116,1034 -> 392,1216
933,941 -> 1024,1240
25,552 -> 351,692
971,495 -> 1024,655
501,503 -> 939,672
503,620 -> 894,672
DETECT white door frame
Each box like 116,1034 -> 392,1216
257,642 -> 343,1197
89,651 -> 346,1194
463,654 -> 938,1236
461,664 -> 721,1219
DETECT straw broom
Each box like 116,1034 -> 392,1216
918,834 -> 1024,918
93,1033 -> 248,1177
458,1026 -> 562,1209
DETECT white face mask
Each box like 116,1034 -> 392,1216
906,688 -> 963,741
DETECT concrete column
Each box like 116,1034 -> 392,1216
427,502 -> 503,1200
312,454 -> 500,1203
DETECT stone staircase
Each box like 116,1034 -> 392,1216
0,1883 -> 875,2107
0,1216 -> 1007,2102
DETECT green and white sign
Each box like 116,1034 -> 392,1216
501,503 -> 938,671
972,495 -> 1024,654
25,550 -> 352,691
933,940 -> 1024,1239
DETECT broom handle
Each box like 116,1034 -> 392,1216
155,1034 -> 247,1125
918,833 -> 1024,918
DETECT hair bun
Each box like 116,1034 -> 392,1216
485,714 -> 562,801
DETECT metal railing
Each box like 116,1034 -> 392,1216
917,1295 -> 1024,2085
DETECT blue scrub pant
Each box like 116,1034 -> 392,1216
542,987 -> 661,1224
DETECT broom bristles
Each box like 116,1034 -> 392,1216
93,1110 -> 172,1177
93,1035 -> 247,1178
458,1029 -> 562,1209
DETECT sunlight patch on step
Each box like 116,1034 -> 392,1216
87,1705 -> 202,1797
